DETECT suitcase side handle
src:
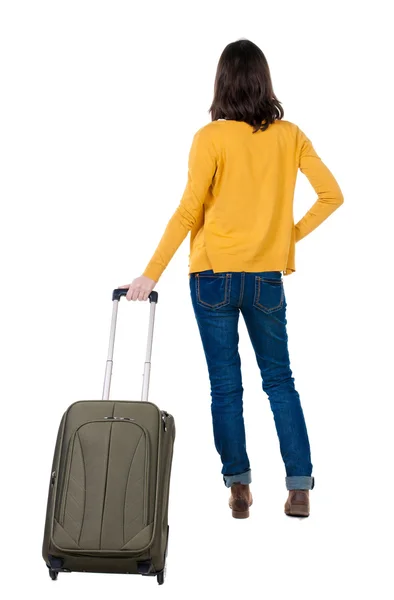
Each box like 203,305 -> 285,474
112,289 -> 159,303
102,289 -> 158,401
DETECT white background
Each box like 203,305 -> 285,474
1,0 -> 393,598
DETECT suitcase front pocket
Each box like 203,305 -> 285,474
55,419 -> 151,552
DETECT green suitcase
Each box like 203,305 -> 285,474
42,290 -> 175,585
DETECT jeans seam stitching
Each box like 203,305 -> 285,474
238,273 -> 245,307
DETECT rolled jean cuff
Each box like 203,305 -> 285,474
223,469 -> 252,488
286,476 -> 315,490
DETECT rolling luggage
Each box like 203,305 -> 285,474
42,290 -> 175,585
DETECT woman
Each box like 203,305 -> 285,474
120,39 -> 344,519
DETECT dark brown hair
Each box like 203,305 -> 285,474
209,39 -> 284,133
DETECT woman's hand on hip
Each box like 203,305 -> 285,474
118,276 -> 157,301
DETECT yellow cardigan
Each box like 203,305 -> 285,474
143,119 -> 344,282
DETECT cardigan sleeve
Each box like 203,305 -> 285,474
143,127 -> 217,282
295,128 -> 344,242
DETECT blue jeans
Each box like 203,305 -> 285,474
189,270 -> 314,491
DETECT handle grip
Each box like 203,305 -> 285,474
112,289 -> 158,303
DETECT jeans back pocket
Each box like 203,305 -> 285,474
253,275 -> 284,314
196,273 -> 231,309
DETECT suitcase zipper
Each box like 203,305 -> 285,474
103,416 -> 135,421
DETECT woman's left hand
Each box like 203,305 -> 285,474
118,276 -> 157,301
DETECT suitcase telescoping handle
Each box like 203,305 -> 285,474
102,290 -> 159,402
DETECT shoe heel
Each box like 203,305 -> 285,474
287,507 -> 309,518
232,509 -> 249,519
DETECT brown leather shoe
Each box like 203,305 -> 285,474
284,489 -> 310,517
229,483 -> 253,519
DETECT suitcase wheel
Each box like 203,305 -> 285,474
48,569 -> 58,581
157,559 -> 167,586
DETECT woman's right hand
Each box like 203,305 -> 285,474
118,276 -> 157,301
